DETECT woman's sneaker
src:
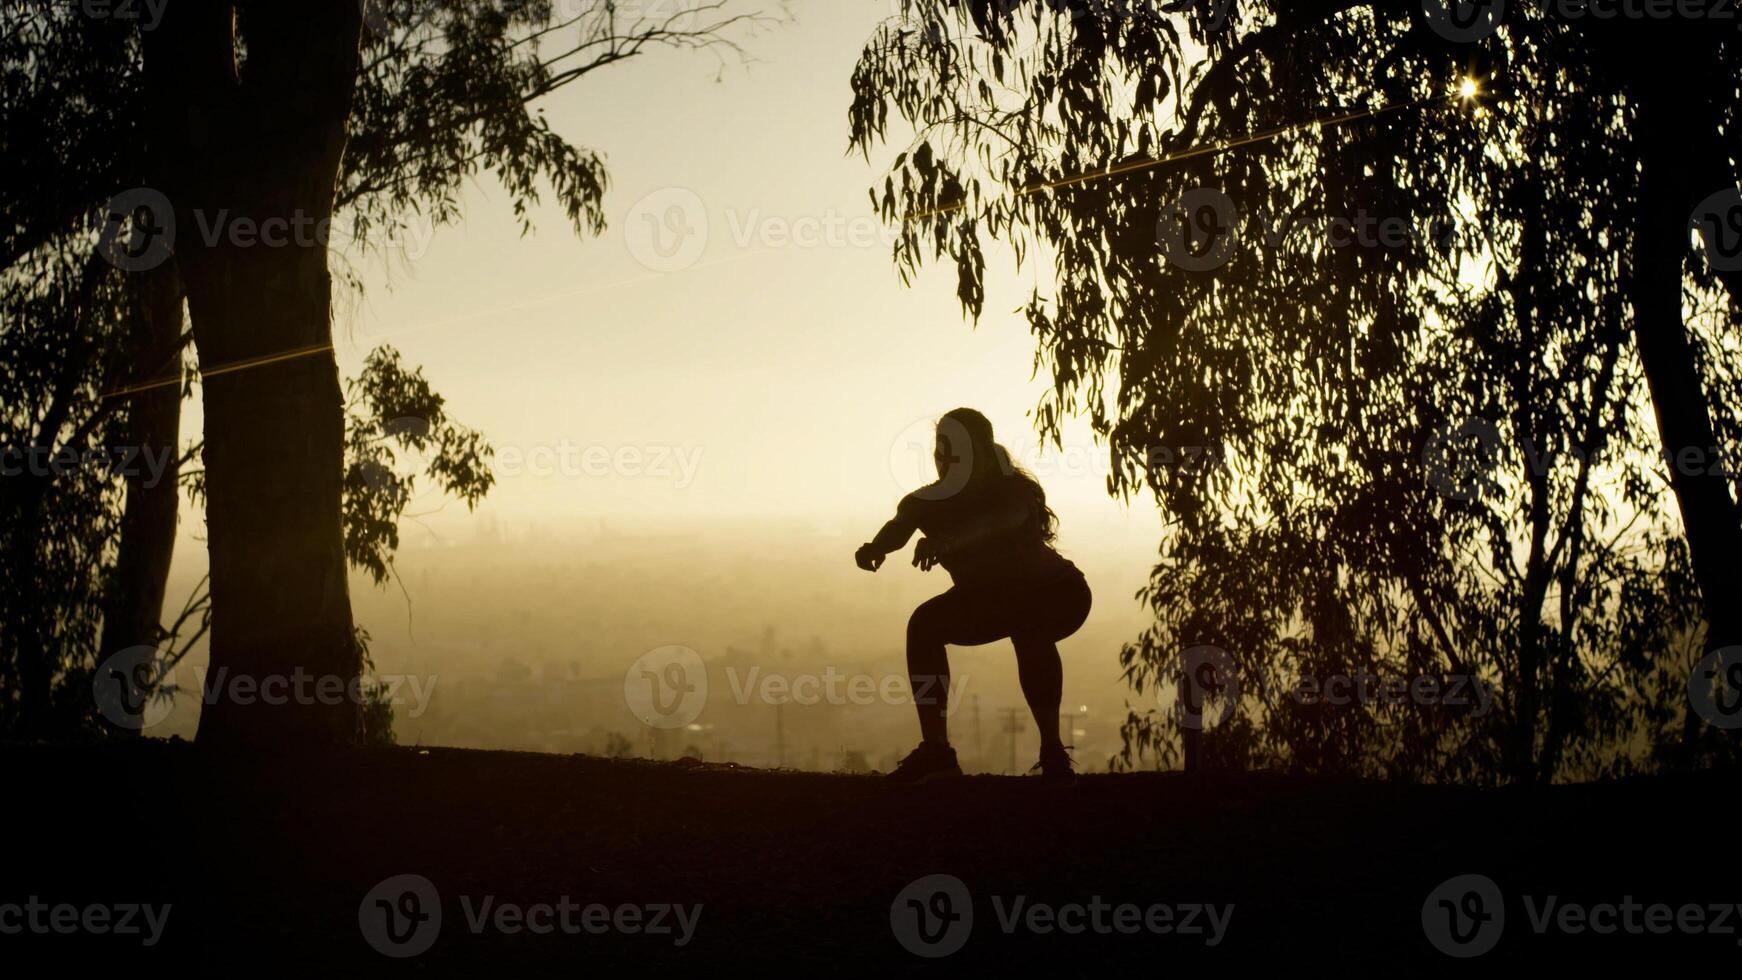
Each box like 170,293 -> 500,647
1031,745 -> 1076,784
886,742 -> 963,785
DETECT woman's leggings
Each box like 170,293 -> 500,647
905,572 -> 1092,751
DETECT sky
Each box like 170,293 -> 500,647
159,0 -> 1164,697
144,2 -> 1169,757
279,0 -> 1151,541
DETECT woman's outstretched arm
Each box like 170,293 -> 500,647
856,497 -> 921,571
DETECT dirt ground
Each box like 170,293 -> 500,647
1,740 -> 1734,973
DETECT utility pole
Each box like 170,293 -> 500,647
774,700 -> 786,768
999,708 -> 1025,774
1059,704 -> 1088,750
971,694 -> 983,765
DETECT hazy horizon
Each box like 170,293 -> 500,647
143,2 -> 1172,767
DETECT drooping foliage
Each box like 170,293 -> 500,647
850,1 -> 1740,781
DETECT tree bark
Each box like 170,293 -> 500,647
1628,60 -> 1742,656
143,1 -> 364,748
98,263 -> 186,731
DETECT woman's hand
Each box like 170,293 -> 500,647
854,543 -> 886,572
912,537 -> 950,571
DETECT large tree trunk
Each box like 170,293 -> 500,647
98,264 -> 186,717
1629,59 -> 1742,656
143,1 -> 363,748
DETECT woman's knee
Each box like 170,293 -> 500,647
907,599 -> 947,647
1012,636 -> 1062,668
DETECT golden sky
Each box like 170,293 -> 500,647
278,1 -> 1149,541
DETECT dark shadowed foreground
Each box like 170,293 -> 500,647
2,741 -> 1733,972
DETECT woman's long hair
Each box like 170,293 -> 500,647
935,407 -> 1059,542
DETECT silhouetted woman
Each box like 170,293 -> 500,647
856,408 -> 1091,784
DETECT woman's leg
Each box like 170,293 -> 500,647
906,595 -> 953,745
1012,574 -> 1092,754
1012,635 -> 1065,753
906,588 -> 1006,745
